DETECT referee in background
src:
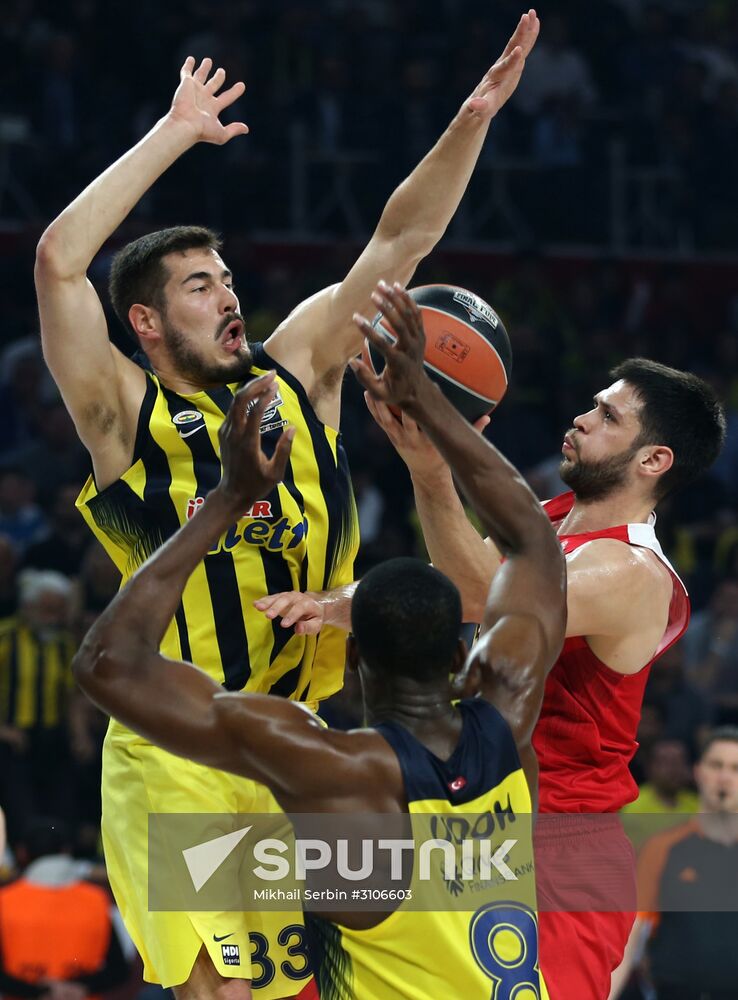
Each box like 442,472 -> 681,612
610,727 -> 738,999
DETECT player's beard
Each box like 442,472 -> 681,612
559,441 -> 640,501
161,314 -> 253,386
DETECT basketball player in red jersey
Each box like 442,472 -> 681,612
257,355 -> 726,998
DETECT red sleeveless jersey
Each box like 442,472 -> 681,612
532,492 -> 690,813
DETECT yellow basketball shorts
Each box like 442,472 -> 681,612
101,726 -> 311,996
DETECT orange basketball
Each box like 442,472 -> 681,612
362,284 -> 512,422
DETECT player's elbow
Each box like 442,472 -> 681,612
35,229 -> 79,283
375,209 -> 441,261
72,629 -> 130,699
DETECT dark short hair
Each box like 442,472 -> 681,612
609,358 -> 726,501
108,226 -> 222,342
699,726 -> 738,761
351,558 -> 462,681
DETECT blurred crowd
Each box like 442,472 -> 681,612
1,0 -> 738,247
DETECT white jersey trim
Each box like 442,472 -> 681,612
626,521 -> 688,596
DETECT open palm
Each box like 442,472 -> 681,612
466,8 -> 540,120
169,56 -> 249,145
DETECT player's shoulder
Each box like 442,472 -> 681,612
568,536 -> 672,593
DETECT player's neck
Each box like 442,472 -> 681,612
559,490 -> 655,535
365,681 -> 459,733
152,360 -> 223,395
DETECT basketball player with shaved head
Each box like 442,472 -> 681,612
73,287 -> 566,999
34,12 -> 541,999
260,348 -> 725,997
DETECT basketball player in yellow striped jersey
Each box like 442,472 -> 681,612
74,284 -> 565,999
35,11 -> 541,999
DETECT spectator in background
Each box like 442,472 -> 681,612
644,643 -> 713,754
0,339 -> 51,454
682,577 -> 738,723
0,818 -> 129,1000
622,737 -> 699,848
23,484 -> 89,579
0,471 -> 47,555
0,570 -> 80,845
0,536 -> 19,618
610,727 -> 738,1000
6,403 -> 89,506
75,544 -> 120,638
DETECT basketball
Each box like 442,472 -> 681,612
362,284 -> 512,422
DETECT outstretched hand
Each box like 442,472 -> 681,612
216,373 -> 295,514
349,281 -> 431,417
465,8 -> 540,120
253,591 -> 326,635
169,56 -> 249,145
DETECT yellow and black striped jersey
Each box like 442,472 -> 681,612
308,699 -> 548,1000
77,344 -> 358,722
0,617 -> 76,729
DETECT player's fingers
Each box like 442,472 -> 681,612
222,122 -> 250,142
348,357 -> 391,402
366,393 -> 399,433
353,311 -> 395,360
375,284 -> 423,351
253,592 -> 294,612
399,410 -> 423,438
268,425 -> 296,484
489,45 -> 524,81
280,600 -> 317,628
234,371 -> 275,416
193,57 -> 213,84
253,592 -> 298,617
294,618 -> 323,635
231,372 -> 275,435
205,66 -> 226,94
370,288 -> 409,347
473,414 -> 491,432
180,56 -> 196,80
215,80 -> 246,111
500,10 -> 539,60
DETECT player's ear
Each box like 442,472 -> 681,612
450,638 -> 468,678
639,444 -> 673,481
129,303 -> 161,345
346,635 -> 359,674
450,639 -> 472,698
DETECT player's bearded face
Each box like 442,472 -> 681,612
559,438 -> 641,501
160,310 -> 253,385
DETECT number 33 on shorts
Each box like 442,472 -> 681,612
250,923 -> 311,991
470,902 -> 548,1000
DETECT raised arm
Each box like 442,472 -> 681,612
35,58 -> 248,486
351,283 -> 566,800
264,10 -> 540,425
365,396 -> 501,621
72,375 -> 383,809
